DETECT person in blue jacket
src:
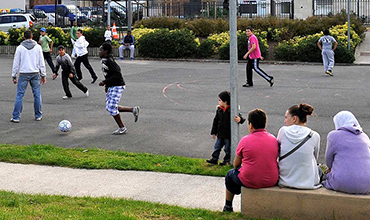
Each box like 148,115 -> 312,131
119,31 -> 135,60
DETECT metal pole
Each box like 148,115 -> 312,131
347,0 -> 351,50
108,0 -> 111,26
128,0 -> 132,31
55,0 -> 57,26
229,0 -> 239,162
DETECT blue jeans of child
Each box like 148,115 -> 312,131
12,74 -> 42,120
211,138 -> 230,162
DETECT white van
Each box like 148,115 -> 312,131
0,14 -> 36,32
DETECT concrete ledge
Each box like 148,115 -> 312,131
241,186 -> 370,220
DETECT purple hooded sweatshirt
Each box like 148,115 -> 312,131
323,111 -> 370,194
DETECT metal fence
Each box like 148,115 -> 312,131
313,0 -> 370,23
143,1 -> 294,19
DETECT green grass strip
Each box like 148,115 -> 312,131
0,191 -> 248,220
0,144 -> 231,177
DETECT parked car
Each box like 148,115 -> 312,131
0,13 -> 36,32
34,4 -> 87,26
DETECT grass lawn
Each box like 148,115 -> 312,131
0,144 -> 230,176
0,191 -> 246,220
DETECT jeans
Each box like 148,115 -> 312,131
12,74 -> 42,120
119,45 -> 135,59
211,138 -> 230,162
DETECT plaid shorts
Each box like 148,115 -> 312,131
105,86 -> 125,116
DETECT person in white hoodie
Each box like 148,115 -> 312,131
11,30 -> 46,123
277,103 -> 322,189
72,29 -> 98,84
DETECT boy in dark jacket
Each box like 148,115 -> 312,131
53,45 -> 88,99
98,43 -> 140,135
207,91 -> 245,166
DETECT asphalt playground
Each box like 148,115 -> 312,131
1,55 -> 370,163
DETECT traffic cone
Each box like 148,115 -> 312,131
112,23 -> 118,39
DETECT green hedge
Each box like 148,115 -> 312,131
137,29 -> 198,58
134,14 -> 366,39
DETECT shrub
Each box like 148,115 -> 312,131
137,29 -> 198,58
186,18 -> 228,37
79,27 -> 106,47
134,17 -> 185,30
32,27 -> 71,47
196,39 -> 215,58
132,28 -> 158,44
7,27 -> 29,45
274,23 -> 359,63
0,31 -> 7,45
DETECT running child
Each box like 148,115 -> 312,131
98,43 -> 140,135
53,45 -> 89,100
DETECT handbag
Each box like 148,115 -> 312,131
279,131 -> 314,162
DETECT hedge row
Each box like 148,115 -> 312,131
134,12 -> 366,39
274,23 -> 361,63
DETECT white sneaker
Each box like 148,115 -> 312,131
35,117 -> 42,121
85,90 -> 89,97
133,106 -> 140,122
112,127 -> 128,135
62,96 -> 71,100
10,118 -> 20,123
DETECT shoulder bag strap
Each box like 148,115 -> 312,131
279,131 -> 314,162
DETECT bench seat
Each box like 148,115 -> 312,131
241,186 -> 370,220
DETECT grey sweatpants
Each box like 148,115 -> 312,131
322,49 -> 335,72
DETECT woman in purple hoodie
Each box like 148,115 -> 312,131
323,111 -> 370,194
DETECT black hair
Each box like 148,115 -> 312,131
57,45 -> 65,50
248,108 -> 267,129
246,26 -> 254,32
218,90 -> 230,105
24,30 -> 32,39
77,29 -> 83,34
323,29 -> 330,35
288,103 -> 314,124
101,42 -> 112,55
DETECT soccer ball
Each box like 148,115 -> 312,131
59,120 -> 72,132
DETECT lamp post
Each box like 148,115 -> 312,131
229,0 -> 239,162
347,0 -> 351,50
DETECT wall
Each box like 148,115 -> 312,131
0,0 -> 27,10
294,0 -> 313,19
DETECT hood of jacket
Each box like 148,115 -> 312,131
284,125 -> 311,144
21,39 -> 37,50
338,126 -> 362,135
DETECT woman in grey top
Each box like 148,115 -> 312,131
317,29 -> 338,76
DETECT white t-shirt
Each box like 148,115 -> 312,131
277,125 -> 321,189
104,30 -> 112,41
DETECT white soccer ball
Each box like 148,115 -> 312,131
59,120 -> 72,132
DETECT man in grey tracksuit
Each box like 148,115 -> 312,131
317,29 -> 338,76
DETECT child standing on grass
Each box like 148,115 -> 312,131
207,91 -> 245,166
98,43 -> 140,135
53,45 -> 89,100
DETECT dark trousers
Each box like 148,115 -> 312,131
246,58 -> 272,85
74,53 -> 97,80
62,71 -> 88,98
43,52 -> 56,73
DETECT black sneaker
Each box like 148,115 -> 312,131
206,159 -> 218,165
223,205 -> 233,212
326,70 -> 333,76
133,106 -> 140,122
219,161 -> 231,166
269,77 -> 274,87
242,83 -> 253,87
91,77 -> 98,84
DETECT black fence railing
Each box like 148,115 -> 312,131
313,0 -> 370,23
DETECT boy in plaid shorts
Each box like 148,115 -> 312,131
98,43 -> 140,135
